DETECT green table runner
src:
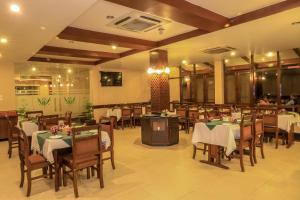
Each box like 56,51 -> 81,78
36,130 -> 97,151
205,120 -> 226,130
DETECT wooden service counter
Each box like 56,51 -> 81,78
141,114 -> 179,146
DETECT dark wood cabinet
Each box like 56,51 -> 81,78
0,111 -> 17,139
141,115 -> 179,146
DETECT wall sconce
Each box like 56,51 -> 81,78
147,67 -> 170,74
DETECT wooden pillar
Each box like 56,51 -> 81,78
250,54 -> 256,106
179,65 -> 183,103
276,51 -> 282,105
214,59 -> 224,104
149,50 -> 170,112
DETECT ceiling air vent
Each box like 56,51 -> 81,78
202,46 -> 236,54
108,11 -> 171,33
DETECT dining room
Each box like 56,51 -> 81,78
1,0 -> 300,199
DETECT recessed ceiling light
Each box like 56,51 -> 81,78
0,53 -> 2,58
182,60 -> 188,65
106,15 -> 115,19
31,67 -> 36,71
10,3 -> 20,13
40,26 -> 46,30
224,23 -> 230,28
266,52 -> 274,57
225,59 -> 229,63
111,45 -> 117,50
0,38 -> 8,44
55,36 -> 60,40
67,69 -> 72,73
230,51 -> 236,56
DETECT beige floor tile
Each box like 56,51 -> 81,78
0,127 -> 299,199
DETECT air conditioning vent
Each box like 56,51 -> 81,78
202,46 -> 236,54
108,11 -> 171,33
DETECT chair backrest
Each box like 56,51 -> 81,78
100,121 -> 114,148
72,125 -> 101,167
240,114 -> 254,142
18,129 -> 30,165
121,107 -> 132,117
41,115 -> 59,130
133,107 -> 142,116
71,125 -> 99,134
146,105 -> 151,114
188,109 -> 199,120
176,107 -> 186,118
219,107 -> 231,116
5,115 -> 18,141
255,119 -> 264,136
262,112 -> 278,127
25,111 -> 43,119
65,111 -> 72,125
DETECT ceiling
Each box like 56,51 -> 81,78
100,7 -> 300,70
0,0 -> 299,69
186,0 -> 285,18
0,0 -> 97,63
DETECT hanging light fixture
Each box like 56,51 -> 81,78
147,67 -> 170,74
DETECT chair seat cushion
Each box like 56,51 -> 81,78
28,154 -> 46,164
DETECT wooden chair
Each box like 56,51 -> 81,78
5,115 -> 19,158
219,106 -> 231,116
263,111 -> 285,149
64,111 -> 72,126
25,111 -> 43,119
233,114 -> 255,172
132,107 -> 142,127
41,115 -> 59,130
253,118 -> 265,163
100,121 -> 115,169
177,107 -> 188,133
18,129 -> 51,197
145,105 -> 151,114
187,109 -> 199,133
63,125 -> 104,198
121,107 -> 132,130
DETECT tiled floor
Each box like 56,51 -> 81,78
0,128 -> 300,200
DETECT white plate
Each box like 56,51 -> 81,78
49,135 -> 63,139
36,131 -> 48,134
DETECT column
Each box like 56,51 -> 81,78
149,50 -> 170,112
214,59 -> 224,104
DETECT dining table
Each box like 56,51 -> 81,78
30,129 -> 111,191
192,120 -> 240,169
277,112 -> 300,148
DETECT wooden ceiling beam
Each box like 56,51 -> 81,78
28,57 -> 96,65
38,46 -> 120,59
202,62 -> 214,68
58,27 -> 157,50
105,0 -> 228,31
241,56 -> 250,63
293,48 -> 300,58
229,0 -> 300,26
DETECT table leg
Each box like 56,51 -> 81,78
200,144 -> 229,169
287,124 -> 295,148
53,150 -> 60,192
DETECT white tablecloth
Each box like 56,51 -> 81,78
278,113 -> 300,132
192,122 -> 240,156
106,108 -> 122,121
31,130 -> 111,163
22,121 -> 39,136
